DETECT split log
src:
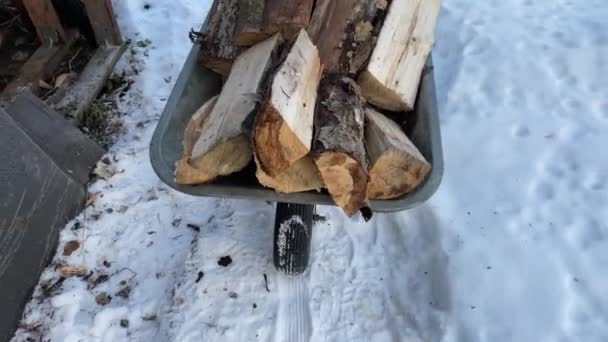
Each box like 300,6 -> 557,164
262,0 -> 314,40
234,0 -> 269,46
365,107 -> 431,199
254,30 -> 322,176
255,154 -> 324,193
313,76 -> 369,217
189,34 -> 282,182
193,0 -> 241,75
358,0 -> 441,111
175,96 -> 218,185
307,0 -> 388,75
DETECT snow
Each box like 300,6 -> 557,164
11,0 -> 608,341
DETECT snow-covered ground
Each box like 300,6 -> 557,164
12,0 -> 608,341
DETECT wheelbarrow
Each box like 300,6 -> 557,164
150,44 -> 444,275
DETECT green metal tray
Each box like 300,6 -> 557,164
150,45 -> 443,213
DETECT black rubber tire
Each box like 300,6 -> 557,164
273,203 -> 314,275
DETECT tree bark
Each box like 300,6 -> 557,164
262,0 -> 314,40
313,76 -> 369,217
365,107 -> 430,199
193,0 -> 241,75
307,0 -> 389,75
234,0 -> 269,46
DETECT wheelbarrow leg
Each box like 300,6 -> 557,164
273,203 -> 314,275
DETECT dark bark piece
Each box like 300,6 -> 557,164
307,0 -> 388,75
262,0 -> 314,40
234,0 -> 269,46
313,76 -> 369,216
193,0 -> 241,75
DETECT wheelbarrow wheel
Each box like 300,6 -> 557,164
273,203 -> 314,275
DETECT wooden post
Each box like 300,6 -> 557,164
21,0 -> 67,44
83,0 -> 123,46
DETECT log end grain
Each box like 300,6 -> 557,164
190,134 -> 252,177
234,31 -> 271,47
367,150 -> 431,199
315,151 -> 368,216
357,70 -> 411,111
254,103 -> 310,176
364,106 -> 430,199
255,154 -> 325,193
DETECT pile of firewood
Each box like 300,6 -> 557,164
176,0 -> 441,217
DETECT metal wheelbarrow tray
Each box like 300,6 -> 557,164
150,45 -> 444,213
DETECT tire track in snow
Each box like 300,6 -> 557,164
274,275 -> 312,342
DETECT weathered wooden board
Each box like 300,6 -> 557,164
22,0 -> 67,43
83,0 -> 123,46
0,108 -> 85,342
0,37 -> 75,102
47,45 -> 125,125
7,92 -> 105,185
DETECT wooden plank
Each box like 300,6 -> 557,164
0,108 -> 85,342
189,34 -> 282,182
358,0 -> 441,111
365,107 -> 430,199
47,45 -> 125,125
313,76 -> 369,217
6,91 -> 105,185
254,30 -> 321,176
262,0 -> 314,40
82,0 -> 123,46
193,0 -> 241,75
0,33 -> 75,102
234,0 -> 269,46
21,0 -> 67,43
